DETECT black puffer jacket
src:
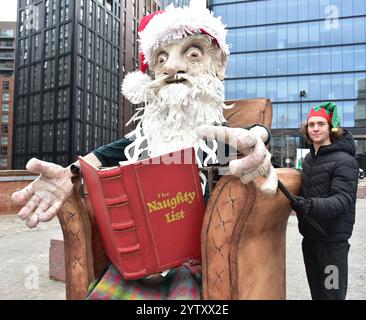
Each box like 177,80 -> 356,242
298,130 -> 359,242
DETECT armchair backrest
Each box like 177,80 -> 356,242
224,98 -> 272,129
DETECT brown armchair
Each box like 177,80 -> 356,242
57,98 -> 300,300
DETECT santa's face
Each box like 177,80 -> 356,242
123,34 -> 228,163
150,34 -> 227,82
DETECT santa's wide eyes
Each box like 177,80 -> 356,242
185,47 -> 203,60
157,52 -> 168,65
154,45 -> 204,67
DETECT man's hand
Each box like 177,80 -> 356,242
196,125 -> 278,194
290,194 -> 313,215
11,158 -> 74,228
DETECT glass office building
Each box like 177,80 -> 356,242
209,0 -> 366,169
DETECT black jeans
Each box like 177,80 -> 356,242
302,238 -> 350,300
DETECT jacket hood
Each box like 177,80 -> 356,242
309,129 -> 356,157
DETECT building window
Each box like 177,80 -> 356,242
77,56 -> 84,87
1,136 -> 8,145
31,34 -> 42,62
58,55 -> 71,86
56,121 -> 69,151
97,6 -> 103,34
15,127 -> 26,153
59,23 -> 71,54
1,115 -> 9,123
96,36 -> 103,64
43,91 -> 55,120
30,94 -> 41,122
0,29 -> 13,37
87,30 -> 94,59
75,121 -> 82,152
2,81 -> 10,91
86,92 -> 93,121
18,38 -> 28,66
17,97 -> 27,124
2,103 -> 9,112
18,68 -> 28,95
44,60 -> 56,89
2,93 -> 10,101
1,124 -> 8,134
80,0 -> 85,22
45,28 -> 56,58
75,89 -> 83,119
60,0 -> 71,23
42,123 -> 53,152
88,0 -> 95,28
0,158 -> 7,167
0,146 -> 7,156
28,125 -> 39,153
57,88 -> 70,119
30,63 -> 42,92
86,61 -> 93,90
95,66 -> 102,94
78,24 -> 85,55
45,0 -> 57,27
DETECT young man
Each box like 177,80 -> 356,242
12,5 -> 278,299
291,102 -> 359,300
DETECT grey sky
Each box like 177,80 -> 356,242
0,0 -> 17,22
0,0 -> 206,23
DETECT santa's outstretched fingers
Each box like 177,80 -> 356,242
11,158 -> 75,228
196,124 -> 278,194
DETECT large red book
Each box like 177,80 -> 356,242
78,147 -> 205,280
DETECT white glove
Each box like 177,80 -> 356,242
11,158 -> 74,228
196,125 -> 278,194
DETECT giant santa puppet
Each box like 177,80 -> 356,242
12,4 -> 278,299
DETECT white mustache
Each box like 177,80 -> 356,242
150,74 -> 197,88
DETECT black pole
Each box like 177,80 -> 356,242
277,180 -> 328,238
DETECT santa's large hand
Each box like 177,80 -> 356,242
196,125 -> 278,194
11,158 -> 74,228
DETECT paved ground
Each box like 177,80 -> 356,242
0,198 -> 365,300
0,215 -> 65,300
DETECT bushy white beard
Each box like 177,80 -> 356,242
123,73 -> 227,168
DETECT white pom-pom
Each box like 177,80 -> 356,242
121,71 -> 152,104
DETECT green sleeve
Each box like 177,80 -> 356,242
93,137 -> 133,167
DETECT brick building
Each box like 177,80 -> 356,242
0,21 -> 16,170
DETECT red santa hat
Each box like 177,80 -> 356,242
122,5 -> 229,103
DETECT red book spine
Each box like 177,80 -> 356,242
97,168 -> 149,279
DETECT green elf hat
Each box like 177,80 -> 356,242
307,102 -> 340,132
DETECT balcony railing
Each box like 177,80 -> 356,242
0,42 -> 14,49
0,63 -> 13,70
0,53 -> 14,60
0,30 -> 14,37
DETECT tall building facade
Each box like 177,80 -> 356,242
160,0 -> 190,8
0,22 -> 16,170
209,0 -> 366,168
13,0 -> 160,169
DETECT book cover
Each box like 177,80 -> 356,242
79,147 -> 205,280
